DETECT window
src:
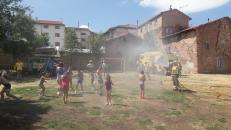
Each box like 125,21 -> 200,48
219,41 -> 225,49
81,33 -> 86,35
44,25 -> 49,28
55,42 -> 60,46
81,38 -> 86,42
217,57 -> 224,69
205,42 -> 210,50
224,24 -> 228,32
55,25 -> 60,29
55,33 -> 60,37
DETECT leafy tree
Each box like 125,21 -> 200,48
32,33 -> 49,48
0,0 -> 45,58
65,28 -> 79,49
87,34 -> 104,54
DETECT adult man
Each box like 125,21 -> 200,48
86,60 -> 95,90
15,59 -> 24,80
171,61 -> 180,91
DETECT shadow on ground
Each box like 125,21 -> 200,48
0,100 -> 51,130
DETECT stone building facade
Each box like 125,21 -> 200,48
162,17 -> 231,74
103,24 -> 137,41
137,8 -> 191,44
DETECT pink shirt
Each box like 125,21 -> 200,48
61,79 -> 69,89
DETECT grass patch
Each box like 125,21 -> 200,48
89,111 -> 101,116
88,127 -> 100,130
158,91 -> 190,106
44,120 -> 80,129
112,94 -> 126,104
139,118 -> 152,126
206,126 -> 220,130
13,86 -> 38,98
155,126 -> 166,130
218,118 -> 226,123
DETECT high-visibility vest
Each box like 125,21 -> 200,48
172,66 -> 179,75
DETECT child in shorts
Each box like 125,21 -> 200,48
38,72 -> 49,96
75,70 -> 84,93
60,74 -> 70,104
139,70 -> 146,99
104,74 -> 113,105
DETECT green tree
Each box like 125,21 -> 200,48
32,33 -> 49,48
65,28 -> 79,49
0,0 -> 45,58
87,34 -> 103,54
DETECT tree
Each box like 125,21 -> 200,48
0,0 -> 44,58
32,33 -> 49,48
65,28 -> 79,49
87,34 -> 104,54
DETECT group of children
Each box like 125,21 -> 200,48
38,62 -> 114,105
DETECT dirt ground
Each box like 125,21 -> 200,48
1,72 -> 231,130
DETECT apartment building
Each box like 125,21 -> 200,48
34,20 -> 65,50
66,25 -> 96,48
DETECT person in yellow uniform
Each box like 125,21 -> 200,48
171,61 -> 180,91
15,59 -> 24,80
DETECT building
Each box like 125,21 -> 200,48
66,25 -> 96,49
103,24 -> 137,41
162,17 -> 231,74
104,33 -> 143,71
137,8 -> 191,44
34,20 -> 65,50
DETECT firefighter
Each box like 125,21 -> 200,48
171,61 -> 180,91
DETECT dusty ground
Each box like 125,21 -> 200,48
1,73 -> 231,130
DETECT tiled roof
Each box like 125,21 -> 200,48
34,20 -> 65,25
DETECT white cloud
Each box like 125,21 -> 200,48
138,0 -> 230,13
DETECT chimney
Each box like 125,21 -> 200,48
88,23 -> 90,28
208,18 -> 210,23
170,5 -> 172,10
78,20 -> 80,28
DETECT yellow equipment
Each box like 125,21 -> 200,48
139,52 -> 166,73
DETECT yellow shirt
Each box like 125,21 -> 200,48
15,62 -> 24,71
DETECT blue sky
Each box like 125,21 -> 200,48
22,0 -> 231,32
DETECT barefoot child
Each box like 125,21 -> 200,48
60,74 -> 70,104
104,74 -> 113,105
38,72 -> 49,96
139,70 -> 146,99
75,70 -> 84,93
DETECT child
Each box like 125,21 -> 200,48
38,72 -> 49,96
96,67 -> 104,95
139,70 -> 146,99
60,74 -> 70,104
104,74 -> 113,105
75,70 -> 84,93
0,70 -> 19,101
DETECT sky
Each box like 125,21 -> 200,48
22,0 -> 231,32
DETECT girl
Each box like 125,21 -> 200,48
96,67 -> 104,96
75,70 -> 84,93
38,72 -> 49,96
139,70 -> 146,99
104,74 -> 113,105
0,70 -> 19,100
60,74 -> 70,104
